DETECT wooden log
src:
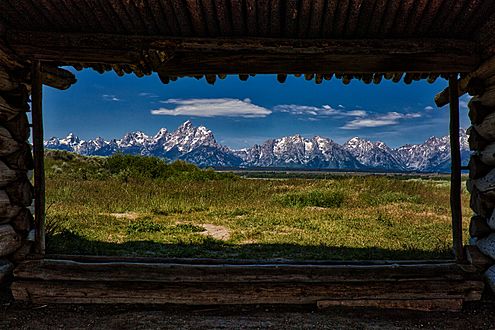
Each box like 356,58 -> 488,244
435,56 -> 495,107
470,186 -> 494,218
0,126 -> 22,157
2,113 -> 30,142
485,265 -> 495,293
0,95 -> 22,121
488,209 -> 495,230
10,239 -> 33,262
0,224 -> 21,257
466,245 -> 494,271
13,260 -> 478,283
0,190 -> 21,220
470,215 -> 492,238
41,65 -> 77,90
468,126 -> 490,150
0,67 -> 18,91
480,143 -> 495,166
478,86 -> 495,107
2,143 -> 34,171
477,233 -> 495,260
0,259 -> 14,284
474,112 -> 495,141
465,78 -> 486,96
11,208 -> 33,234
0,159 -> 20,187
317,299 -> 464,312
468,99 -> 495,125
11,279 -> 483,305
5,179 -> 33,206
469,155 -> 492,179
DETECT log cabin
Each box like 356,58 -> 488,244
1,0 -> 495,311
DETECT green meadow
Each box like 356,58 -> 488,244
44,150 -> 469,260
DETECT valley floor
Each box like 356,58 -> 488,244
45,164 -> 469,260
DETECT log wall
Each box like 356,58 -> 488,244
0,63 -> 34,284
466,57 -> 495,290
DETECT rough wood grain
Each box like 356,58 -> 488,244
0,190 -> 21,220
474,112 -> 495,141
5,178 -> 33,206
317,298 -> 464,312
469,155 -> 492,179
0,126 -> 22,157
468,99 -> 494,125
470,215 -> 492,238
0,67 -> 18,91
2,113 -> 30,142
41,65 -> 77,90
6,31 -> 479,73
0,95 -> 22,121
13,260 -> 478,283
2,143 -> 34,171
11,279 -> 483,305
478,86 -> 495,107
0,224 -> 21,257
477,233 -> 495,260
10,207 -> 32,234
0,159 -> 20,187
480,143 -> 495,166
468,126 -> 490,150
466,245 -> 494,271
0,259 -> 14,283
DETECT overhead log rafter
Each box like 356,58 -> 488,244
5,31 -> 480,74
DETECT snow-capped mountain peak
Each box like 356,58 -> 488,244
44,122 -> 470,172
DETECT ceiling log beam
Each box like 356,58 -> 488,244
5,30 -> 480,74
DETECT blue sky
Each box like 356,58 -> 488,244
43,69 -> 470,149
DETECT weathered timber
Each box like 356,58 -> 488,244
0,160 -> 20,187
0,95 -> 22,121
5,179 -> 33,206
31,60 -> 45,255
2,144 -> 33,171
2,113 -> 30,142
466,77 -> 486,96
13,260 -> 479,283
0,126 -> 21,157
478,86 -> 495,107
474,112 -> 495,141
0,225 -> 21,257
485,265 -> 495,293
468,126 -> 490,150
470,186 -> 493,218
488,209 -> 495,230
0,259 -> 14,283
470,216 -> 492,238
6,31 -> 479,73
10,240 -> 33,262
0,190 -> 21,220
477,233 -> 495,260
317,299 -> 464,312
480,143 -> 495,166
435,55 -> 495,107
0,67 -> 18,91
466,245 -> 494,271
41,65 -> 77,90
469,155 -> 492,179
449,75 -> 464,262
469,99 -> 494,125
11,208 -> 33,234
11,279 -> 483,305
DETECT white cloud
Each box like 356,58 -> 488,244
151,98 -> 272,118
102,94 -> 120,102
424,106 -> 435,111
139,92 -> 159,98
342,111 -> 422,130
273,104 -> 366,117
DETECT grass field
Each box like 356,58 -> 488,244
44,151 -> 470,260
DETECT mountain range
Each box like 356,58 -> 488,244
44,120 -> 470,173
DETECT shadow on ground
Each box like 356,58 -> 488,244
46,230 -> 453,261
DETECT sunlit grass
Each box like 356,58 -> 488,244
44,151 -> 469,260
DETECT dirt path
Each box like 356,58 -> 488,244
2,301 -> 495,329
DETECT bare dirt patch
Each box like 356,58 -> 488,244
105,212 -> 141,220
199,224 -> 231,241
